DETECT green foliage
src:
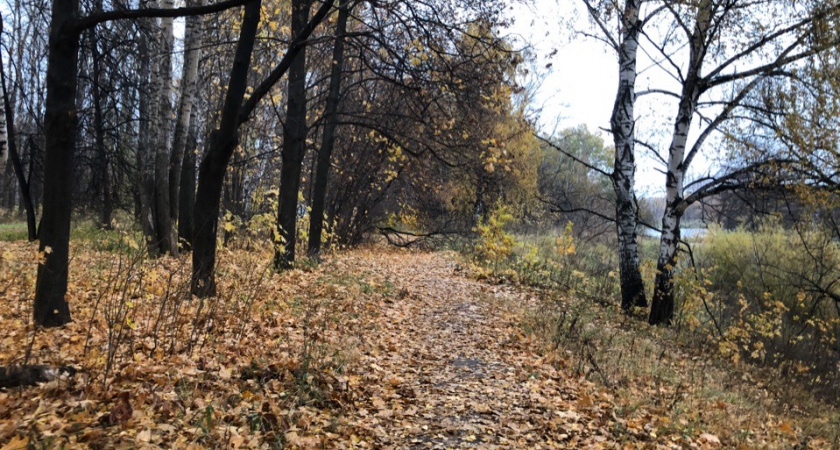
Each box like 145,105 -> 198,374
467,216 -> 840,396
0,222 -> 28,242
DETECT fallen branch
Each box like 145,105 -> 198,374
377,226 -> 460,248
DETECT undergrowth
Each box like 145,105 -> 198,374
463,209 -> 840,448
0,219 -> 377,448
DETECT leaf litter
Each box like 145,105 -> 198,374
0,242 -> 834,448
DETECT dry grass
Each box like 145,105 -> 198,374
502,285 -> 840,449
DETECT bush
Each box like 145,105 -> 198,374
473,206 -> 516,268
692,223 -> 840,392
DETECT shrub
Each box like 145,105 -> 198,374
693,223 -> 840,392
474,206 -> 516,268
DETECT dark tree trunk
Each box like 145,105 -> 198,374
474,171 -> 486,224
28,137 -> 43,212
190,0 -> 332,291
191,0 -> 262,297
90,29 -> 112,229
137,35 -> 157,254
275,0 -> 311,269
30,0 -> 256,325
152,1 -> 178,256
34,0 -> 79,327
308,0 -> 348,258
0,53 -> 37,241
21,141 -> 39,239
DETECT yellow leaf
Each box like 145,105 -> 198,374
1,436 -> 28,450
778,421 -> 795,436
136,429 -> 152,443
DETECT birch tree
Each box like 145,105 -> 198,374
609,0 -> 647,311
646,0 -> 840,325
583,0 -> 664,311
170,0 -> 205,235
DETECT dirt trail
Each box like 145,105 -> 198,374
341,251 -> 618,449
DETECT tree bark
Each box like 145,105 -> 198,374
152,0 -> 178,256
89,24 -> 112,229
0,34 -> 37,242
275,0 -> 312,269
137,34 -> 158,254
610,0 -> 647,311
178,108 -> 199,249
34,0 -> 79,327
190,0 -> 332,292
169,0 -> 204,227
31,0 -> 255,327
0,20 -> 6,173
191,0 -> 262,296
308,0 -> 349,258
649,0 -> 712,325
1,75 -> 37,242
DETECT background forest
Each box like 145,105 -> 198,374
1,0 -> 840,447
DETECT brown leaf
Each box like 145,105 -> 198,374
100,392 -> 132,426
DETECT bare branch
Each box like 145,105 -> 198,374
581,0 -> 619,51
238,0 -> 335,123
535,133 -> 612,178
71,0 -> 251,32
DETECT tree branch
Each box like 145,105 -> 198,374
71,0 -> 251,32
535,133 -> 612,178
238,0 -> 334,124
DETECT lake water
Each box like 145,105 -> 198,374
642,227 -> 708,239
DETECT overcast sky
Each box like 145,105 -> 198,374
506,0 -> 615,132
505,0 -> 677,196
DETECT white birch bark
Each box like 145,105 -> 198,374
610,0 -> 647,310
152,0 -> 178,255
169,0 -> 204,221
650,0 -> 713,325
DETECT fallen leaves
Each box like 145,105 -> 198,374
0,244 -> 837,448
99,391 -> 133,426
699,432 -> 721,445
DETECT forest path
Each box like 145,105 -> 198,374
340,250 -> 617,449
